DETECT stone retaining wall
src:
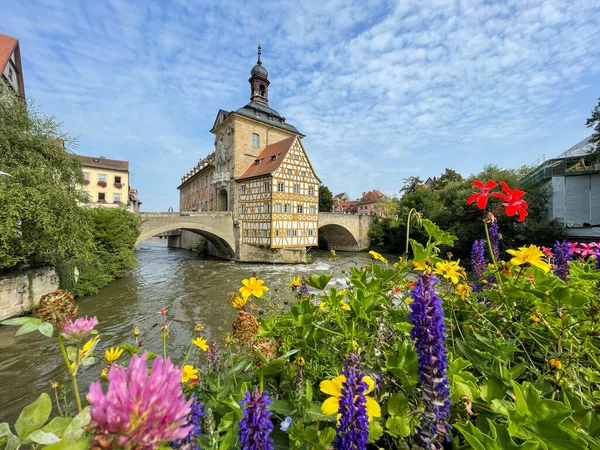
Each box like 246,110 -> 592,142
0,267 -> 59,321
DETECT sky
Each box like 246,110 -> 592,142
2,0 -> 600,211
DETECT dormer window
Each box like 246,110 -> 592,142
271,155 -> 277,161
255,159 -> 260,165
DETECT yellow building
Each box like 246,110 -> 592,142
78,156 -> 140,210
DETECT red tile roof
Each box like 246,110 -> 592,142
78,155 -> 129,172
0,33 -> 18,71
237,136 -> 297,180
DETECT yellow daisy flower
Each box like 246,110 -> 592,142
232,295 -> 248,309
433,260 -> 466,284
454,283 -> 472,299
192,337 -> 209,351
549,359 -> 562,370
296,357 -> 305,367
412,260 -> 432,272
239,277 -> 269,299
506,245 -> 551,272
289,275 -> 301,289
369,250 -> 388,265
320,374 -> 381,422
181,365 -> 199,383
104,347 -> 123,363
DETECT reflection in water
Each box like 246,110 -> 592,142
0,240 -> 379,423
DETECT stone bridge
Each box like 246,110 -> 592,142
135,212 -> 373,262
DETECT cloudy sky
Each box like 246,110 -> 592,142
2,0 -> 599,211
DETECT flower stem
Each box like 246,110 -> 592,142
58,335 -> 82,412
484,220 -> 503,288
405,208 -> 417,255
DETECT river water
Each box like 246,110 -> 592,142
0,240 -> 378,423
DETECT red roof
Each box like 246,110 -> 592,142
78,155 -> 129,172
0,33 -> 18,71
237,136 -> 297,180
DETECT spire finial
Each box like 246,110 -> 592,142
257,44 -> 262,65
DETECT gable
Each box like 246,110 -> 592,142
210,109 -> 230,133
273,138 -> 321,183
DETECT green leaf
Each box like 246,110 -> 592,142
82,356 -> 96,366
43,438 -> 90,450
0,317 -> 42,326
305,274 -> 333,291
306,402 -> 335,422
409,240 -> 427,260
270,400 -> 295,417
368,420 -> 384,444
319,427 -> 336,446
387,392 -> 408,416
66,346 -> 78,362
0,423 -> 20,450
14,392 -> 52,441
386,415 -> 411,438
15,321 -> 41,336
481,378 -> 505,404
454,420 -> 541,450
62,407 -> 91,440
37,322 -> 54,337
23,430 -> 60,445
41,417 -> 72,438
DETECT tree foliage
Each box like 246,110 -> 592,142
318,185 -> 334,212
72,208 -> 140,297
369,165 -> 566,262
0,85 -> 94,272
586,96 -> 600,162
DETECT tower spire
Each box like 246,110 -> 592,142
249,45 -> 269,104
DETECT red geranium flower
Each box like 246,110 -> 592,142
493,182 -> 528,222
467,180 -> 498,209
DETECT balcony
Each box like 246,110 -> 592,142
212,172 -> 231,184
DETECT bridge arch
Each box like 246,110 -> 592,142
318,224 -> 360,251
135,214 -> 236,259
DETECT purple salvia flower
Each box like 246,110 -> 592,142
553,241 -> 572,282
409,273 -> 452,449
299,283 -> 310,296
334,353 -> 369,450
205,339 -> 222,372
238,387 -> 274,450
88,352 -> 193,449
488,221 -> 500,261
171,395 -> 205,449
471,239 -> 487,279
61,316 -> 98,341
596,247 -> 600,270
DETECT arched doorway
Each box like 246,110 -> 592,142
216,189 -> 228,211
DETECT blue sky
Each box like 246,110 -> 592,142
2,0 -> 600,211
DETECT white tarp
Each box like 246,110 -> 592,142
552,173 -> 600,227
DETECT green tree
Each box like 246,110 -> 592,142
369,165 -> 566,261
400,176 -> 424,195
72,208 -> 140,296
585,97 -> 600,162
429,168 -> 463,190
0,85 -> 94,271
319,185 -> 334,212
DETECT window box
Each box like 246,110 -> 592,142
114,182 -> 123,188
113,201 -> 121,205
97,199 -> 107,204
83,180 -> 90,185
97,181 -> 107,187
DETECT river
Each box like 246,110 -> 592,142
0,239 -> 380,423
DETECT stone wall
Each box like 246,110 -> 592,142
238,243 -> 307,263
0,267 -> 59,321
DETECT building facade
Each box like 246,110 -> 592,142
179,154 -> 215,212
0,33 -> 25,99
177,46 -> 320,257
355,190 -> 385,215
78,155 -> 141,211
